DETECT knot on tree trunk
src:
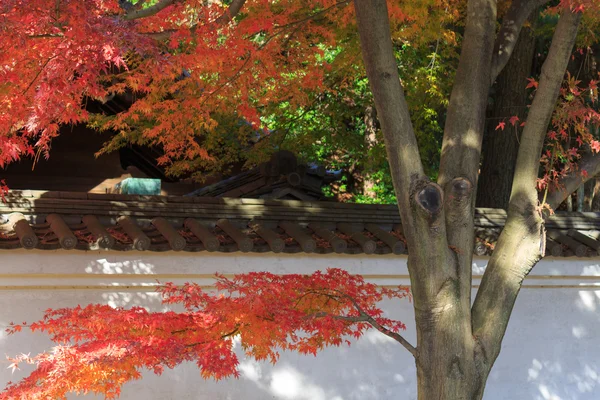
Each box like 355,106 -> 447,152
414,183 -> 443,215
411,180 -> 445,235
449,177 -> 472,200
445,177 -> 473,223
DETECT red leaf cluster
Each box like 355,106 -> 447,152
538,71 -> 600,192
2,269 -> 408,399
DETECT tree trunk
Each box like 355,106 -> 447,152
545,151 -> 600,211
584,179 -> 593,211
592,178 -> 600,211
414,294 -> 489,400
576,184 -> 585,211
582,177 -> 600,211
362,106 -> 379,198
416,360 -> 487,400
477,17 -> 536,209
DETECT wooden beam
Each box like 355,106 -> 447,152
46,214 -> 77,250
474,241 -> 488,256
545,238 -> 563,257
153,217 -> 186,251
220,178 -> 267,198
184,218 -> 220,252
250,222 -> 285,253
8,213 -> 38,249
280,221 -> 316,253
216,219 -> 253,252
547,230 -> 587,257
308,223 -> 347,253
117,216 -> 151,251
567,229 -> 600,255
365,223 -> 405,254
82,215 -> 115,249
286,172 -> 302,187
338,223 -> 376,254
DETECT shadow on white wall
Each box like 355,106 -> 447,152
85,258 -> 167,309
490,288 -> 600,400
85,258 -> 156,275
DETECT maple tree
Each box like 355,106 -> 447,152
2,0 -> 600,399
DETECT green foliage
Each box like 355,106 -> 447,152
257,34 -> 457,203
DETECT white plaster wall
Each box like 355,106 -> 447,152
0,251 -> 599,400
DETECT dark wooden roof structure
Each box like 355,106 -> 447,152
1,190 -> 600,257
186,151 -> 339,201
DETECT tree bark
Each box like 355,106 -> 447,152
576,184 -> 585,211
437,0 -> 497,315
477,16 -> 536,209
583,179 -> 593,211
592,179 -> 600,211
362,106 -> 378,199
490,0 -> 550,83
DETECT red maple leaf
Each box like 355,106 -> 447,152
526,77 -> 539,89
567,147 -> 579,158
495,121 -> 506,131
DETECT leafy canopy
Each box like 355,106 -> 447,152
0,0 -> 457,177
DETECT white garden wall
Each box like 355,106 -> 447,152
0,251 -> 599,400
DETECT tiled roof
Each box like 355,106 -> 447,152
186,150 -> 338,200
0,190 -> 599,257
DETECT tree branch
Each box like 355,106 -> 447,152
311,301 -> 418,359
490,0 -> 550,84
358,313 -> 417,358
354,0 -> 459,313
185,326 -> 240,348
22,56 -> 58,95
352,0 -> 424,232
508,10 -> 581,209
437,0 -> 496,307
118,0 -> 135,12
143,0 -> 250,40
545,150 -> 600,210
275,0 -> 349,30
123,0 -> 176,21
28,33 -> 64,38
214,0 -> 248,25
472,8 -> 582,366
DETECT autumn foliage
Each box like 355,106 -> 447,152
0,0 -> 462,177
494,71 -> 600,196
1,1 -> 598,192
2,269 -> 409,399
0,0 -> 416,173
